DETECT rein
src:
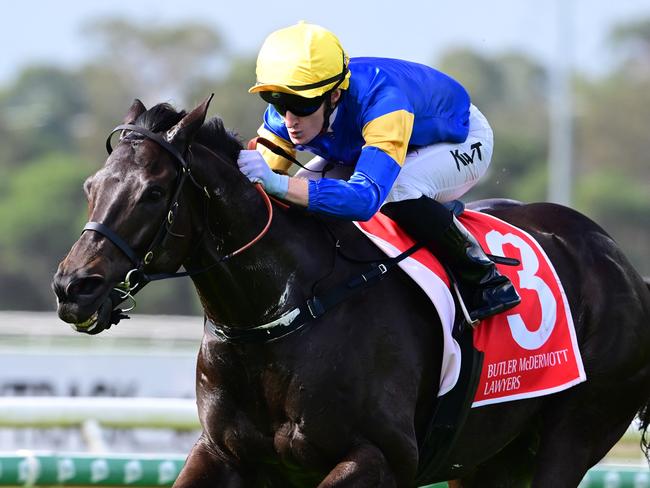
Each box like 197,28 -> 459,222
82,124 -> 274,323
251,136 -> 336,177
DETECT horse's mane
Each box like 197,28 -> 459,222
134,102 -> 242,162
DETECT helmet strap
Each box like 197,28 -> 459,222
320,77 -> 345,134
320,93 -> 334,134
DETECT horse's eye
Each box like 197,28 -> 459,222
143,187 -> 165,203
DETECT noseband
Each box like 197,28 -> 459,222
82,123 -> 273,319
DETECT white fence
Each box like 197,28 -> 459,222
0,397 -> 201,454
0,397 -> 199,430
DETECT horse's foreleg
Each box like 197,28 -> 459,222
173,436 -> 244,488
316,443 -> 397,488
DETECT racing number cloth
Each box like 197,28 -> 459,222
356,210 -> 586,406
459,210 -> 586,407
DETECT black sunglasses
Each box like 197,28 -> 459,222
260,92 -> 325,117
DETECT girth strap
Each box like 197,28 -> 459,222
205,242 -> 423,344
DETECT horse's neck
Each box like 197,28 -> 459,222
187,178 -> 331,328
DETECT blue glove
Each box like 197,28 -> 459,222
237,150 -> 289,198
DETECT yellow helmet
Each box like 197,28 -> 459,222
249,22 -> 350,99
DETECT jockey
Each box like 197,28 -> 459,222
237,21 -> 521,322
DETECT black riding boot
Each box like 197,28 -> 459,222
382,196 -> 521,322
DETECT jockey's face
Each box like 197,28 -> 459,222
283,90 -> 341,145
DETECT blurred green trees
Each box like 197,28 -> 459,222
439,48 -> 550,202
0,17 -> 647,312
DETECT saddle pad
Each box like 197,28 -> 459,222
355,210 -> 586,405
355,214 -> 460,396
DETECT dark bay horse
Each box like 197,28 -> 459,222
53,96 -> 650,487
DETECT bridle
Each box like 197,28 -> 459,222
82,123 -> 273,321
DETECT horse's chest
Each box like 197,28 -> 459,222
208,411 -> 328,484
200,345 -> 355,473
204,386 -> 344,473
272,420 -> 317,463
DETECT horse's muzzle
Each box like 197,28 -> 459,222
52,269 -> 110,323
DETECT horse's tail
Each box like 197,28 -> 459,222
638,277 -> 650,459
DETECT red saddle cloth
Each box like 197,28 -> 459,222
355,209 -> 586,407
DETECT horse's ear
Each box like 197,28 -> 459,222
165,94 -> 214,148
123,99 -> 147,124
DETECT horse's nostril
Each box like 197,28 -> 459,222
52,279 -> 67,302
65,275 -> 106,299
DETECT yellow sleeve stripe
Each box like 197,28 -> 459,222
362,110 -> 415,166
256,126 -> 296,173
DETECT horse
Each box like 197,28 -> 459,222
52,96 -> 650,487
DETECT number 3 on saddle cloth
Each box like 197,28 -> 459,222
355,209 -> 586,406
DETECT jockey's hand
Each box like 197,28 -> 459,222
237,150 -> 289,198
